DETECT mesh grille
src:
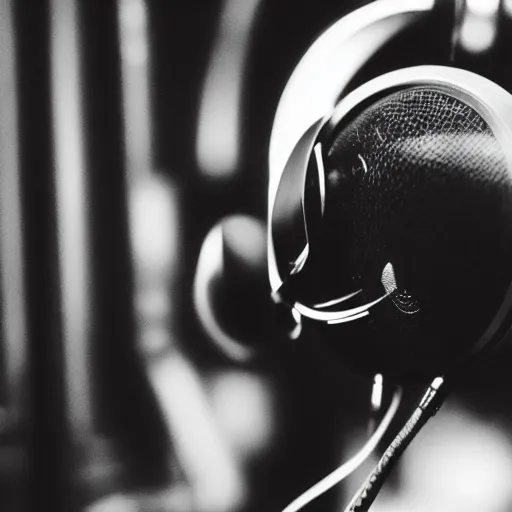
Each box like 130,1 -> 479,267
318,87 -> 512,376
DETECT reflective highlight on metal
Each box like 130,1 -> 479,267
313,143 -> 326,216
327,310 -> 370,325
313,290 -> 362,309
290,293 -> 390,325
371,374 -> 384,411
381,263 -> 398,295
269,120 -> 324,292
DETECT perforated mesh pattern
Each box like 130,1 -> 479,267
317,87 -> 512,377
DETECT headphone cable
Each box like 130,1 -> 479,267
344,376 -> 448,512
281,385 -> 403,512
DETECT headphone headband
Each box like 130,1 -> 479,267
269,0 -> 441,295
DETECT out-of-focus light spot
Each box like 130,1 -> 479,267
135,287 -> 170,321
0,0 -> 28,412
209,371 -> 274,458
506,0 -> 512,17
460,14 -> 496,53
460,0 -> 499,55
129,175 -> 178,279
406,406 -> 512,507
120,0 -> 147,66
87,487 -> 196,512
196,0 -> 262,178
139,485 -> 194,512
118,0 -> 151,175
372,402 -> 512,512
141,325 -> 171,357
130,176 -> 178,355
222,216 -> 266,269
467,0 -> 500,17
121,0 -> 146,29
150,353 -> 246,512
87,494 -> 139,512
51,0 -> 93,435
124,39 -> 147,66
197,72 -> 238,177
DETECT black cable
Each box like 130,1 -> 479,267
344,376 -> 448,512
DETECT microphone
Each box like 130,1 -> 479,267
308,85 -> 512,380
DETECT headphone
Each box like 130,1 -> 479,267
195,2 -> 512,510
268,0 -> 512,383
268,3 -> 512,509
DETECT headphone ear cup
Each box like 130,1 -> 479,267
313,79 -> 512,381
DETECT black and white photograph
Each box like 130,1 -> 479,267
1,0 -> 512,510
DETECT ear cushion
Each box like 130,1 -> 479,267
312,86 -> 512,379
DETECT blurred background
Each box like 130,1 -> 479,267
1,0 -> 512,511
